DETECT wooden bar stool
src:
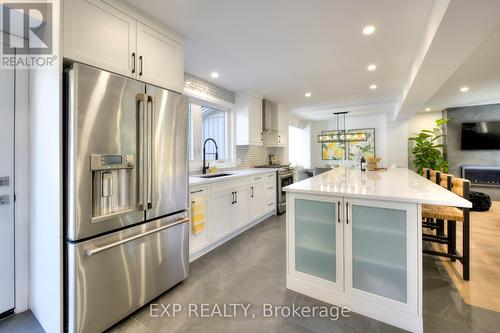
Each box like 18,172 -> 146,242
422,170 -> 444,235
422,177 -> 471,280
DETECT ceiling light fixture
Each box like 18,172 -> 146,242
460,86 -> 469,92
369,84 -> 377,90
211,72 -> 219,79
305,92 -> 312,97
363,25 -> 376,35
425,108 -> 431,112
367,64 -> 377,71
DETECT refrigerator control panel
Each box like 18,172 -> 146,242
90,154 -> 134,171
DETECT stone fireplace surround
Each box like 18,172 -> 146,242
444,104 -> 500,200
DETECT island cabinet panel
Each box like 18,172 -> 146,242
288,194 -> 344,293
344,199 -> 418,315
287,192 -> 421,332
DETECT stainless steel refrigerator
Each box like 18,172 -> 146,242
65,63 -> 189,333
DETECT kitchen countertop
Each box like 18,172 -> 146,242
189,168 -> 277,186
284,166 -> 472,208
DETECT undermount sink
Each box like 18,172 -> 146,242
196,173 -> 233,179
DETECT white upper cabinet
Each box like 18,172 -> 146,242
265,104 -> 288,147
63,0 -> 185,93
136,22 -> 184,92
235,92 -> 263,146
64,0 -> 137,77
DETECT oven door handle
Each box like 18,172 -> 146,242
279,172 -> 295,179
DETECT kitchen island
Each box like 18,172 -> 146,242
284,167 -> 471,333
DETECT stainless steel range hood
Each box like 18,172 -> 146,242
262,99 -> 278,133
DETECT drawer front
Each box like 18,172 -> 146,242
189,186 -> 209,199
264,182 -> 276,196
67,214 -> 189,333
264,193 -> 276,213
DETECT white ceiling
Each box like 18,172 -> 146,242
125,0 -> 436,119
425,22 -> 500,112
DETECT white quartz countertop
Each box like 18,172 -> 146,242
189,168 -> 277,186
284,167 -> 472,208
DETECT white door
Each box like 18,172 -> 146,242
189,187 -> 210,254
250,183 -> 264,220
0,67 -> 15,314
209,190 -> 232,241
344,198 -> 418,314
231,187 -> 250,229
136,22 -> 184,93
288,193 -> 344,292
64,0 -> 137,77
249,96 -> 263,145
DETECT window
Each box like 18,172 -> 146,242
188,101 -> 233,170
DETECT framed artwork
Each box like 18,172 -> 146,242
321,128 -> 376,160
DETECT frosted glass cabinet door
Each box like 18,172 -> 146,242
345,199 -> 417,313
294,198 -> 339,283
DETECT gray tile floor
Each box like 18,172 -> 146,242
2,214 -> 500,332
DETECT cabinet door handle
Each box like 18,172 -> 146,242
139,55 -> 143,76
267,186 -> 273,190
235,192 -> 238,203
131,52 -> 136,74
337,202 -> 340,223
346,202 -> 349,224
250,186 -> 254,198
190,189 -> 203,194
231,191 -> 235,204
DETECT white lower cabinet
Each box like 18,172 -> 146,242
208,189 -> 233,242
189,172 -> 276,260
287,193 -> 421,332
250,182 -> 264,220
188,186 -> 209,253
345,198 -> 418,314
289,194 -> 344,293
231,186 -> 250,229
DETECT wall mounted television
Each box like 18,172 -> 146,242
461,121 -> 500,150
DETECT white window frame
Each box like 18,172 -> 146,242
185,94 -> 236,172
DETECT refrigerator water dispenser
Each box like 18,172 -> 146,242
91,154 -> 135,222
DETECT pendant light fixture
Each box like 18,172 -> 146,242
317,112 -> 368,160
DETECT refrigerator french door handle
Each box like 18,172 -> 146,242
83,217 -> 189,256
147,95 -> 154,209
136,93 -> 148,211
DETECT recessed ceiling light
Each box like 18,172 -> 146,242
369,84 -> 377,90
363,25 -> 376,35
425,108 -> 431,112
460,86 -> 469,92
211,72 -> 219,78
305,92 -> 312,97
367,64 -> 377,71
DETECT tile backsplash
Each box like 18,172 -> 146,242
236,146 -> 277,168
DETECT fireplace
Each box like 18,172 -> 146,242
462,166 -> 500,187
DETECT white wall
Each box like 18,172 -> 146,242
29,1 -> 63,332
309,113 -> 388,168
387,120 -> 409,168
289,123 -> 311,168
407,111 -> 442,134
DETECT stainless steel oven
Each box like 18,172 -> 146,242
255,163 -> 295,214
277,170 -> 294,214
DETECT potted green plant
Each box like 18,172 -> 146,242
408,118 -> 449,174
